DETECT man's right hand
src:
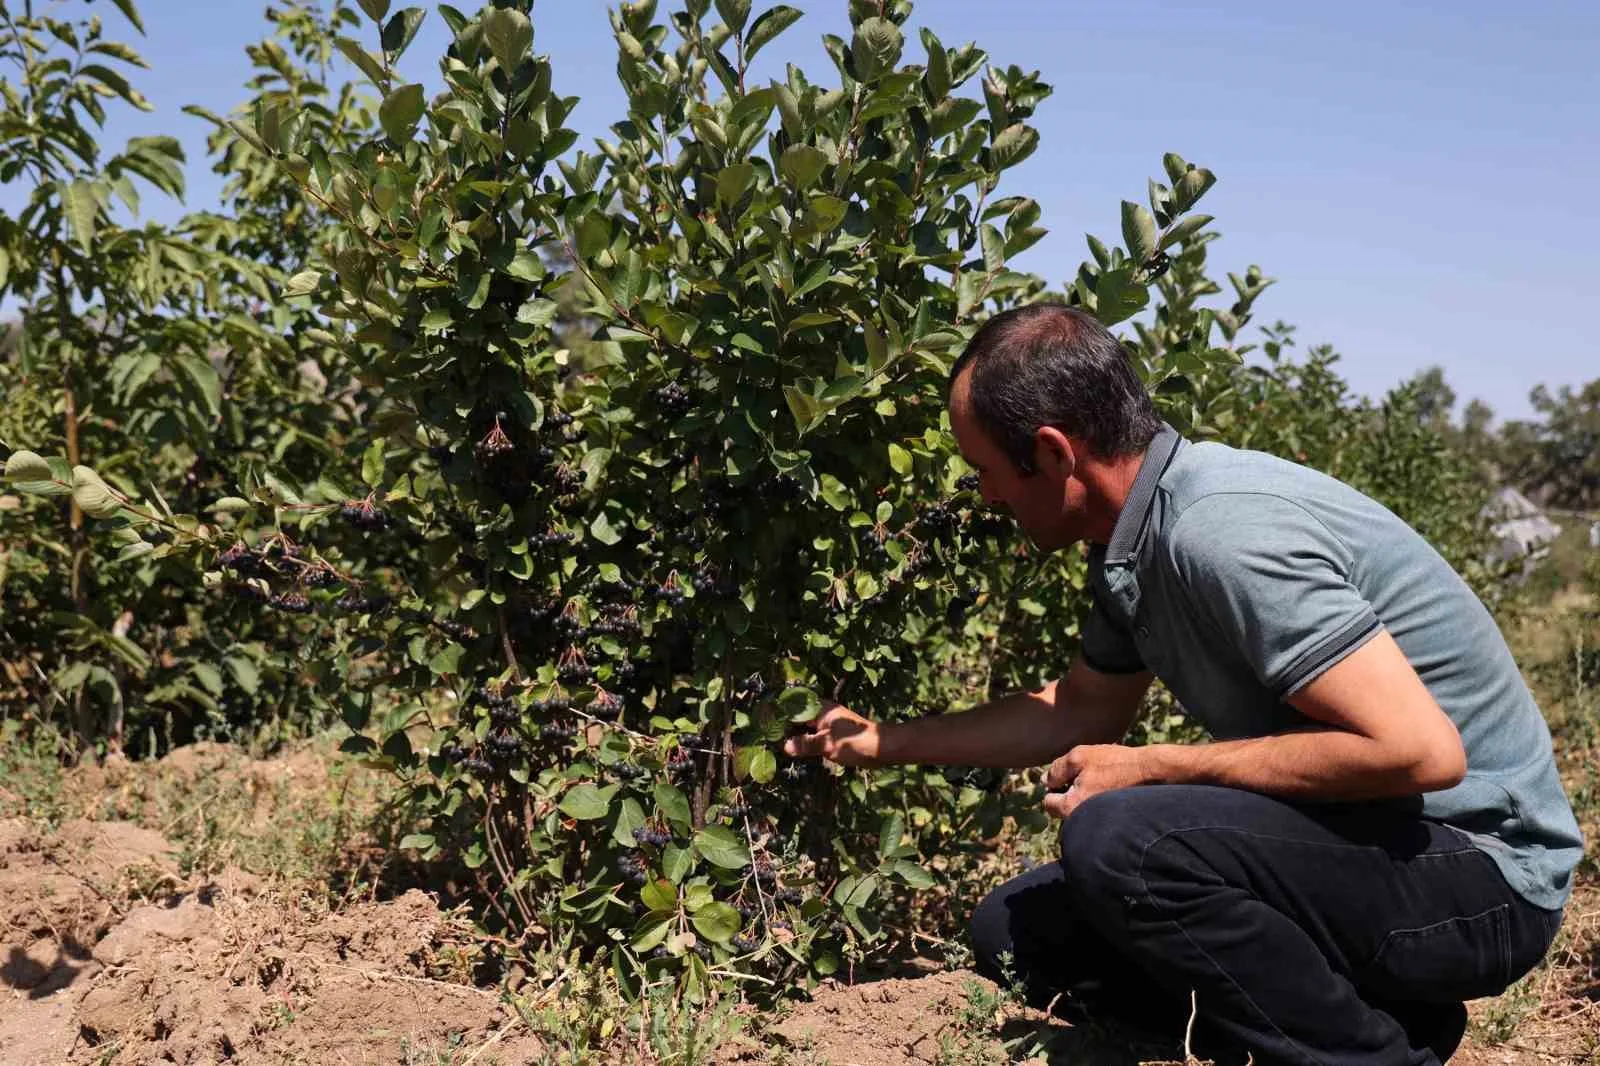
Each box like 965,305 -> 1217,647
781,701 -> 885,768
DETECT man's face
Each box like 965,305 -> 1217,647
949,371 -> 1089,552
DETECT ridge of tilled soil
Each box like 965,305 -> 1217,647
0,816 -> 540,1065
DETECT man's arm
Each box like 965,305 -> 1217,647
1043,630 -> 1467,816
783,657 -> 1153,769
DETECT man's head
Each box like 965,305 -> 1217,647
948,304 -> 1161,550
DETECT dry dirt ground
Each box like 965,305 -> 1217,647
2,742 -> 1597,1065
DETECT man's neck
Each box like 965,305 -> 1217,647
1081,446 -> 1152,545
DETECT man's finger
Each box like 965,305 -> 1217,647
1043,790 -> 1071,819
783,730 -> 833,759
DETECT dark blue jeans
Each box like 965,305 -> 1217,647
970,785 -> 1563,1065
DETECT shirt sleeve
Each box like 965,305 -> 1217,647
1080,586 -> 1146,675
1165,493 -> 1382,697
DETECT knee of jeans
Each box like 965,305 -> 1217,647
1058,790 -> 1157,911
968,886 -> 1014,982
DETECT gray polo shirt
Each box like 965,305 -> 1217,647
1081,424 -> 1583,911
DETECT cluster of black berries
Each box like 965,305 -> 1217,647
546,410 -> 574,430
730,933 -> 760,953
655,381 -> 692,416
613,762 -> 652,785
751,857 -> 778,885
616,849 -> 649,885
733,674 -> 766,705
858,527 -> 894,563
303,567 -> 341,589
721,801 -> 749,821
540,721 -> 578,742
632,825 -> 672,847
441,741 -> 494,776
775,887 -> 804,905
650,581 -> 688,607
666,746 -> 695,783
341,500 -> 388,532
530,694 -> 571,714
476,415 -> 515,460
590,616 -> 641,639
336,592 -> 392,614
557,660 -> 594,684
219,542 -> 260,574
551,465 -> 584,496
588,689 -> 623,720
968,514 -> 1012,540
956,472 -> 980,492
917,501 -> 962,536
268,592 -> 313,614
436,618 -> 472,640
530,530 -> 575,550
487,730 -> 524,758
554,614 -> 586,639
483,688 -> 519,726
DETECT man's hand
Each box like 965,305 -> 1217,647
782,701 -> 884,768
1042,744 -> 1152,818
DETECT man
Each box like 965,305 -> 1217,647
783,304 -> 1581,1065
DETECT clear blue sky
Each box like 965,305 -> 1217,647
10,0 -> 1598,421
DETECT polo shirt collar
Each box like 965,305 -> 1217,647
1104,422 -> 1184,566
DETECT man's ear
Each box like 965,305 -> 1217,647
1033,425 -> 1076,478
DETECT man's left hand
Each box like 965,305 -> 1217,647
1043,744 -> 1153,818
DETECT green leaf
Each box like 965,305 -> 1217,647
746,5 -> 801,60
336,37 -> 389,87
779,144 -> 829,190
1121,200 -> 1158,263
654,782 -> 692,826
851,17 -> 903,81
209,496 -> 251,513
661,843 -> 693,883
693,826 -> 751,870
714,0 -> 752,33
887,443 -> 912,476
559,782 -> 616,820
748,747 -> 776,785
110,0 -> 145,34
716,162 -> 754,207
878,812 -> 904,860
1092,265 -> 1149,327
427,642 -> 465,676
691,901 -> 741,944
283,270 -> 321,298
381,7 -> 426,58
174,354 -> 221,418
1172,166 -> 1217,212
613,797 -> 647,847
1159,213 -> 1213,250
357,0 -> 389,20
398,832 -> 435,851
380,83 -> 425,143
590,511 -> 623,545
115,541 -> 154,562
3,451 -> 52,482
892,860 -> 936,889
60,180 -> 99,254
640,878 -> 676,913
362,440 -> 385,487
71,467 -> 123,519
990,124 -> 1038,170
482,7 -> 533,73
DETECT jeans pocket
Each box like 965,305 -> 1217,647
1359,904 -> 1512,1002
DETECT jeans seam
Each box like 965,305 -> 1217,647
1132,828 -> 1339,1066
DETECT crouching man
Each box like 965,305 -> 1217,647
784,304 -> 1581,1065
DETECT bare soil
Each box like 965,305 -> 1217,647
4,741 -> 1596,1066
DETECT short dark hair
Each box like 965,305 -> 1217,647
949,304 -> 1161,472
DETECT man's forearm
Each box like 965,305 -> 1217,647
878,682 -> 1071,769
1140,728 -> 1446,802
